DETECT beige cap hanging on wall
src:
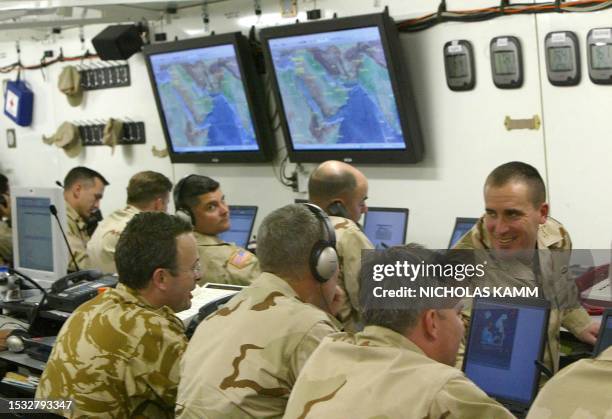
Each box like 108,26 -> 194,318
58,66 -> 83,107
43,122 -> 82,158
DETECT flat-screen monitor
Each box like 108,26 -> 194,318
594,309 -> 612,356
294,198 -> 309,204
362,207 -> 409,249
448,217 -> 479,248
11,187 -> 69,289
463,298 -> 549,413
218,205 -> 258,248
144,32 -> 273,163
260,11 -> 423,163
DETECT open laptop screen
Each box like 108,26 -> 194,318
463,298 -> 549,409
218,206 -> 257,248
362,207 -> 409,249
594,309 -> 612,356
448,217 -> 478,248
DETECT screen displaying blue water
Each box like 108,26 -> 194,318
267,27 -> 407,151
149,44 -> 259,153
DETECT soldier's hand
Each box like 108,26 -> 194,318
329,285 -> 346,318
575,321 -> 599,345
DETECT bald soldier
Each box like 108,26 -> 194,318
37,213 -> 200,418
88,171 -> 172,273
0,173 -> 12,265
454,161 -> 598,374
526,345 -> 612,418
174,174 -> 259,286
309,160 -> 374,331
62,166 -> 108,271
176,204 -> 343,418
284,246 -> 514,419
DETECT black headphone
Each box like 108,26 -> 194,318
327,201 -> 349,219
303,204 -> 339,283
173,175 -> 197,225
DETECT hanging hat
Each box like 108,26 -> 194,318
43,122 -> 82,158
58,66 -> 83,107
103,118 -> 124,155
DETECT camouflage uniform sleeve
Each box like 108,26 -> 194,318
97,229 -> 121,273
226,248 -> 261,286
340,229 -> 374,317
431,375 -> 516,419
561,307 -> 592,336
67,230 -> 90,271
128,321 -> 188,417
0,222 -> 12,264
289,321 -> 338,383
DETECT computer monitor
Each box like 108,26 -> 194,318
218,205 -> 258,249
463,298 -> 550,414
448,217 -> 479,249
294,198 -> 309,204
143,32 -> 273,163
362,207 -> 409,249
594,309 -> 612,356
10,187 -> 69,289
260,11 -> 424,164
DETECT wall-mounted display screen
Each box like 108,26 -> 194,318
260,12 -> 423,163
144,33 -> 272,163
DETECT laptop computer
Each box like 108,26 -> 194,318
593,309 -> 612,356
362,207 -> 409,249
463,298 -> 550,418
448,217 -> 478,249
218,205 -> 258,249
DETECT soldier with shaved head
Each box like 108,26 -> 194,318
309,160 -> 374,331
37,212 -> 200,418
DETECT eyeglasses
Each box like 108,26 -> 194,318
163,260 -> 202,277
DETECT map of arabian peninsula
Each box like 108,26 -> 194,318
153,51 -> 257,150
271,39 -> 405,148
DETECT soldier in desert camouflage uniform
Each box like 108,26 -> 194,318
0,173 -> 11,265
174,174 -> 259,286
284,246 -> 514,419
309,160 -> 374,331
454,161 -> 597,374
176,204 -> 343,418
526,345 -> 612,418
37,212 -> 200,418
87,171 -> 172,273
62,166 -> 109,271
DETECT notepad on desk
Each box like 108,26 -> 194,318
175,283 -> 243,327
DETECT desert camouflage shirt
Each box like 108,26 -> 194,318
330,216 -> 374,332
284,325 -> 515,419
65,201 -> 91,271
176,272 -> 341,419
36,283 -> 187,418
526,346 -> 612,418
194,231 -> 260,287
454,216 -> 591,373
87,205 -> 140,274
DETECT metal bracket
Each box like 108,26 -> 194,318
504,115 -> 541,131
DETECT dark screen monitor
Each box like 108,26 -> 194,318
362,207 -> 409,249
218,205 -> 258,248
448,217 -> 479,249
594,309 -> 612,356
463,298 -> 549,414
260,11 -> 423,164
144,33 -> 272,163
294,198 -> 309,204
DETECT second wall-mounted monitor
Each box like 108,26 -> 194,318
260,12 -> 424,164
144,33 -> 273,163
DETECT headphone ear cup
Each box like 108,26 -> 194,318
6,329 -> 29,353
311,242 -> 339,283
176,208 -> 194,226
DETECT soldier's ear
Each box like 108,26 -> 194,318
151,267 -> 169,291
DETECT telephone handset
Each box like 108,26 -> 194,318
327,201 -> 349,219
50,269 -> 105,294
